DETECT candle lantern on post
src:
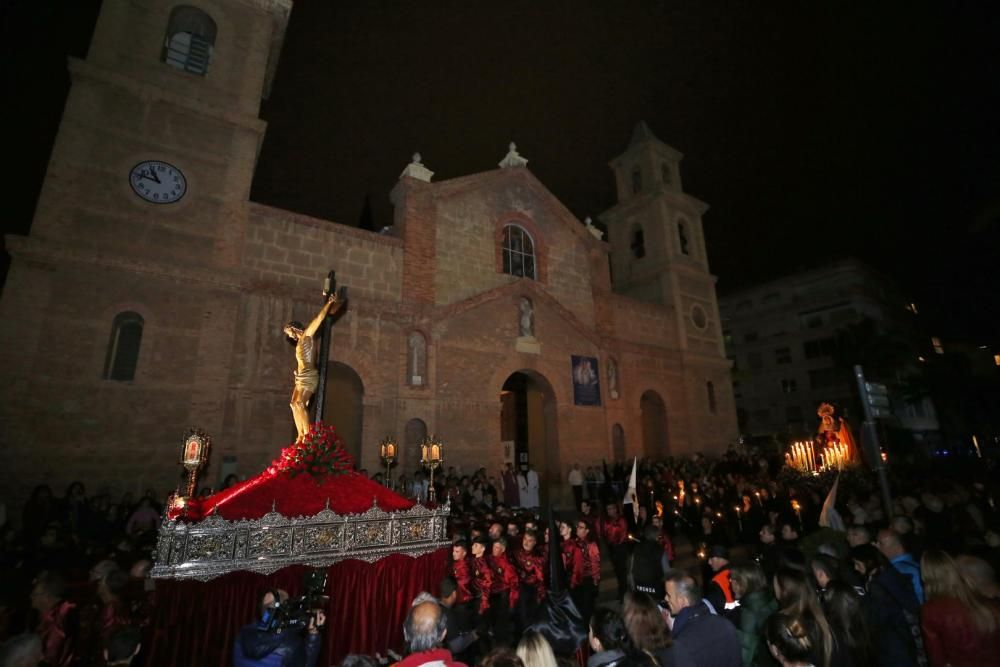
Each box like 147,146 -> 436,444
379,437 -> 398,489
420,435 -> 444,504
181,429 -> 211,499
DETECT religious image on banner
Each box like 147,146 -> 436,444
572,355 -> 602,406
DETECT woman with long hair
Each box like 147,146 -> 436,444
515,630 -> 558,667
920,549 -> 1000,666
765,613 -> 818,667
587,607 -> 657,667
821,581 -> 870,667
773,568 -> 833,667
730,562 -> 778,666
621,591 -> 694,667
809,555 -> 841,597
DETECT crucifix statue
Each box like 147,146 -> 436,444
283,272 -> 347,441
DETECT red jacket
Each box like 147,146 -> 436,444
451,557 -> 473,605
490,553 -> 520,609
38,600 -> 78,667
561,539 -> 586,589
603,516 -> 628,546
471,555 -> 493,614
579,539 -> 601,586
395,648 -> 468,667
921,596 -> 1000,667
514,548 -> 547,601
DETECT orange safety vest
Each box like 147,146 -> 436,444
712,568 -> 734,604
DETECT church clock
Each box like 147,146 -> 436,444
129,160 -> 187,204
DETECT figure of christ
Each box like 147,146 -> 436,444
283,294 -> 346,441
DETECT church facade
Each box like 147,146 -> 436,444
0,0 -> 736,505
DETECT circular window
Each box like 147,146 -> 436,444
690,304 -> 708,331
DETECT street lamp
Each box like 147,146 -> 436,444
420,436 -> 444,504
379,437 -> 397,489
181,429 -> 211,498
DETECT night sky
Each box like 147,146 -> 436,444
5,1 -> 999,340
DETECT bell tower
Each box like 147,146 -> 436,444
601,122 -> 737,447
601,121 -> 724,354
0,0 -> 292,501
28,0 -> 291,267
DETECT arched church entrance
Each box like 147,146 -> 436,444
500,371 -> 559,509
321,362 -> 364,464
640,390 -> 668,458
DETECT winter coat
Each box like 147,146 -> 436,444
862,567 -> 925,667
672,601 -> 742,667
735,590 -> 778,667
232,624 -> 321,667
921,596 -> 1000,667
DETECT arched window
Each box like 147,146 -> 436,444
630,225 -> 646,259
502,224 -> 536,280
163,6 -> 217,76
661,163 -> 672,185
104,312 -> 144,381
678,220 -> 690,255
707,381 -> 717,414
631,167 -> 643,194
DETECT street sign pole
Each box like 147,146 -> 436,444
854,364 -> 893,520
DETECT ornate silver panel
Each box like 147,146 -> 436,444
150,500 -> 450,581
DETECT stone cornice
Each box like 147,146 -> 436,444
601,187 -> 709,221
68,58 -> 267,135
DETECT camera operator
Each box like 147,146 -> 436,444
232,589 -> 325,667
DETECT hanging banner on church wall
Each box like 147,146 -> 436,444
571,355 -> 602,406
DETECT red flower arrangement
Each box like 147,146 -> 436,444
268,421 -> 355,481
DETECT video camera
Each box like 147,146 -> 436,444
261,568 -> 329,633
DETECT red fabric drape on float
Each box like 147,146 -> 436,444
147,549 -> 449,666
174,471 -> 415,522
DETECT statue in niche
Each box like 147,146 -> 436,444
607,358 -> 619,399
519,298 -> 534,338
408,332 -> 426,385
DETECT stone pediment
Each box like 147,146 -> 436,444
430,167 -> 608,250
435,279 -> 601,348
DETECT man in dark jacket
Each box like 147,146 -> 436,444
664,572 -> 741,666
852,544 -> 925,667
232,589 -> 324,667
629,524 -> 667,598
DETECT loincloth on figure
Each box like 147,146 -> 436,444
293,367 -> 320,394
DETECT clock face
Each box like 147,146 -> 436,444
129,160 -> 187,204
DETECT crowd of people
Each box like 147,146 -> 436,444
0,483 -> 167,666
2,448 -> 1000,666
